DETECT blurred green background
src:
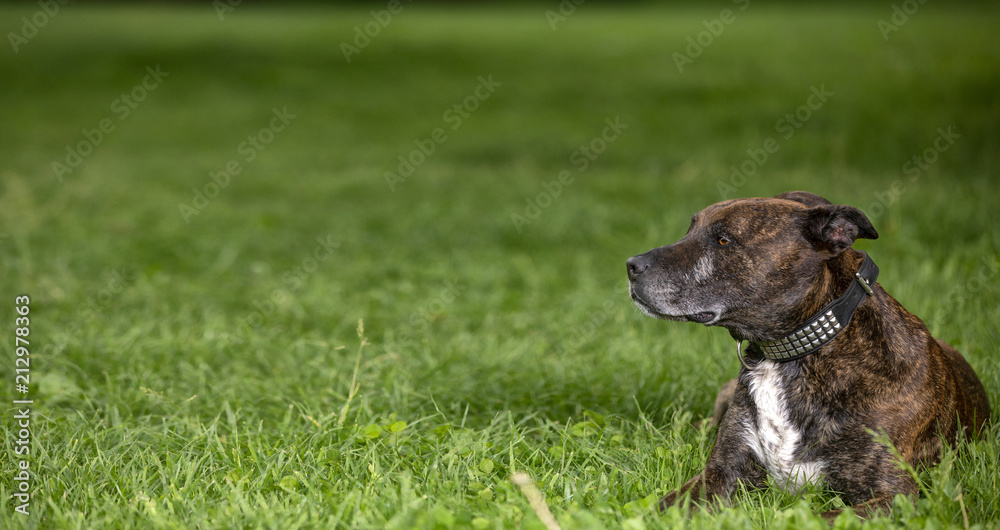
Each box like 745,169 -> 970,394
1,2 -> 998,528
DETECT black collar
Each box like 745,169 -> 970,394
750,251 -> 879,362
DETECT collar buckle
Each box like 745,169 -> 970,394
855,272 -> 875,296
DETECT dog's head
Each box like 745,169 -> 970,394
626,191 -> 878,342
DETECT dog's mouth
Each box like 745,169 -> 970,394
684,312 -> 717,324
630,287 -> 719,324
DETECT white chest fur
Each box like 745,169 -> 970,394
741,360 -> 825,491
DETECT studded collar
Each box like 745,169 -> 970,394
750,252 -> 879,362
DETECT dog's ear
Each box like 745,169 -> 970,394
803,204 -> 879,255
776,191 -> 832,207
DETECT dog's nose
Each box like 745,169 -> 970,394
626,254 -> 651,280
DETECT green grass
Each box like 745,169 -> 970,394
1,3 -> 999,528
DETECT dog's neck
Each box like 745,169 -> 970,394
750,251 -> 879,362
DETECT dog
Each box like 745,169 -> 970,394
626,191 -> 990,520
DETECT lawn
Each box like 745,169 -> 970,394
1,2 -> 999,528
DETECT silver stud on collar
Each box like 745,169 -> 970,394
757,310 -> 843,360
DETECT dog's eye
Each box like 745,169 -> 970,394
717,236 -> 732,246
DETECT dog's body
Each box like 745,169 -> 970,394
626,192 -> 990,519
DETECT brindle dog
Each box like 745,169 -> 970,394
626,191 -> 990,520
